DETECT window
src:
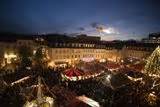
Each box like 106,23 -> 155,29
67,43 -> 70,47
76,43 -> 79,47
59,43 -> 62,47
55,43 -> 58,47
72,43 -> 75,47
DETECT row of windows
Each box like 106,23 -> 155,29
54,49 -> 106,54
149,37 -> 160,40
54,54 -> 105,59
17,41 -> 33,46
143,39 -> 160,43
106,47 -> 114,50
127,50 -> 148,58
55,43 -> 105,48
126,47 -> 154,51
0,41 -> 33,48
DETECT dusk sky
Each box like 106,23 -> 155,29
0,0 -> 160,40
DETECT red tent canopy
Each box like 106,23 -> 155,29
64,68 -> 84,77
128,64 -> 145,71
106,63 -> 120,69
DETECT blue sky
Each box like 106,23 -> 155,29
0,0 -> 160,40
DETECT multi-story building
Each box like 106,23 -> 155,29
0,33 -> 36,67
138,33 -> 160,65
142,32 -> 160,43
0,33 -> 159,69
46,34 -> 118,67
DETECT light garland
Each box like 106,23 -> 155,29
61,70 -> 104,81
146,92 -> 157,106
144,46 -> 160,76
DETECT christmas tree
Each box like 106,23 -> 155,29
144,46 -> 160,76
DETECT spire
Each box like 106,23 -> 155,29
144,46 -> 160,76
37,76 -> 44,105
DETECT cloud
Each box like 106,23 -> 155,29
78,27 -> 85,31
90,22 -> 104,31
90,22 -> 119,35
90,22 -> 99,28
102,27 -> 119,35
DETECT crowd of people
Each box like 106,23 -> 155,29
0,67 -> 63,107
0,59 -> 160,107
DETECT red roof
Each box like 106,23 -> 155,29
128,64 -> 145,71
64,68 -> 84,77
106,62 -> 120,69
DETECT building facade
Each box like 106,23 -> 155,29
0,33 -> 159,68
142,33 -> 160,43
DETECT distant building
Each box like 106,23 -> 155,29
0,33 -> 159,69
0,33 -> 37,68
76,34 -> 101,41
47,35 -> 117,67
142,32 -> 160,43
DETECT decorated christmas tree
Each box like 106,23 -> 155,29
144,46 -> 160,76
